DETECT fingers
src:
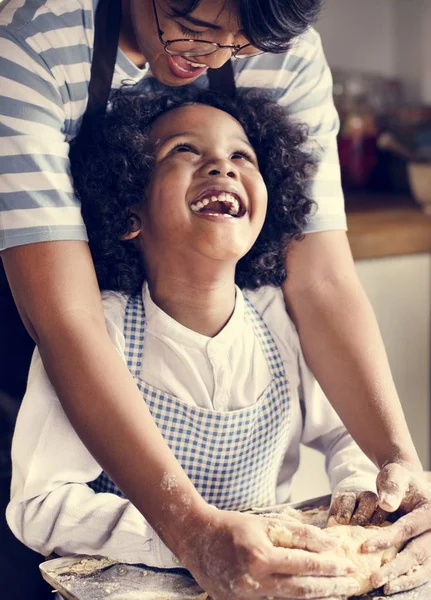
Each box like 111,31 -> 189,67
351,491 -> 379,526
383,556 -> 431,594
268,522 -> 339,553
362,502 -> 431,551
269,547 -> 356,577
377,463 -> 410,512
369,505 -> 389,526
371,532 -> 431,589
329,492 -> 357,525
259,574 -> 360,599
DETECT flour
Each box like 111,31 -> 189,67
161,473 -> 179,492
268,507 -> 402,595
49,556 -> 117,577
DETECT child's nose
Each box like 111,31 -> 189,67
205,159 -> 238,179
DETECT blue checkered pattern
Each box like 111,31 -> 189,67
89,292 -> 292,510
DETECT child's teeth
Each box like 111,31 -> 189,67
190,193 -> 241,215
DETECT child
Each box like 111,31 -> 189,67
7,89 -> 378,598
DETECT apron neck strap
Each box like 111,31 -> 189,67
85,0 -> 122,118
208,60 -> 236,97
84,0 -> 237,120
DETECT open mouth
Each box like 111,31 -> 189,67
167,55 -> 208,79
189,191 -> 246,218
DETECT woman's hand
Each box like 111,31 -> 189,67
329,490 -> 388,526
360,465 -> 431,594
176,506 -> 360,599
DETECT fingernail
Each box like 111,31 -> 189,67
379,493 -> 399,511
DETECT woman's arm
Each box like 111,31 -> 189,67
3,240 -> 208,556
283,229 -> 421,471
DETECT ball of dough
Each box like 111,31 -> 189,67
268,508 -> 401,595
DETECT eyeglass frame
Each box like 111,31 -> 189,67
151,0 -> 264,59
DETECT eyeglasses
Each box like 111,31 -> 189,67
152,0 -> 264,59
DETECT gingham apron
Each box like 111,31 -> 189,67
89,292 -> 292,510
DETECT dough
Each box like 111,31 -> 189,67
323,524 -> 400,594
268,507 -> 402,595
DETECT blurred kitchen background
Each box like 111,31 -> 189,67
292,0 -> 431,500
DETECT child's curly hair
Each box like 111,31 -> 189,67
70,88 -> 317,293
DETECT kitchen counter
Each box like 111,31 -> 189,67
346,194 -> 431,260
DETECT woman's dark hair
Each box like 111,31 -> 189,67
70,88 -> 317,294
170,0 -> 324,53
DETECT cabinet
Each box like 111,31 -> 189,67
291,252 -> 431,502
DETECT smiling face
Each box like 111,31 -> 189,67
132,104 -> 267,279
121,0 -> 252,85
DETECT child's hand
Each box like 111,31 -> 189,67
329,491 -> 388,526
176,506 -> 360,599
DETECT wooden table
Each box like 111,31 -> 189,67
346,194 -> 431,260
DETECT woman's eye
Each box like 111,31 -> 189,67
177,23 -> 206,39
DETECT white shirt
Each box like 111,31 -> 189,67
7,284 -> 377,567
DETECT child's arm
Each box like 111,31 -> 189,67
6,338 -> 186,566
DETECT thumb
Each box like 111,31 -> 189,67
376,463 -> 410,512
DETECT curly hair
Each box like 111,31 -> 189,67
70,88 -> 317,294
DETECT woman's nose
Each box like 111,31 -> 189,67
203,48 -> 233,69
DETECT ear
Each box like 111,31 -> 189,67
121,212 -> 142,241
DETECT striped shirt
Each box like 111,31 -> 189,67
0,0 -> 345,251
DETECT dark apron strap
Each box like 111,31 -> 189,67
208,60 -> 236,97
0,0 -> 122,402
83,0 -> 122,120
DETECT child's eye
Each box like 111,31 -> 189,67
231,150 -> 255,162
177,23 -> 206,39
171,143 -> 199,155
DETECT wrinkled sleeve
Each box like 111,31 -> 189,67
298,349 -> 378,495
6,293 -> 180,568
277,29 -> 346,233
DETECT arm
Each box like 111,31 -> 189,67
0,25 -> 207,558
6,306 -> 189,566
287,236 -> 431,598
298,343 -> 378,496
3,241 -> 209,563
283,230 -> 420,471
274,28 -> 419,474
